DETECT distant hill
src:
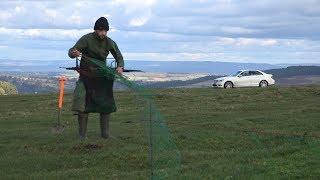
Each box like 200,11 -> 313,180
124,61 -> 284,74
1,65 -> 320,94
262,66 -> 320,86
264,66 -> 320,78
145,66 -> 320,88
142,75 -> 220,89
0,59 -> 284,74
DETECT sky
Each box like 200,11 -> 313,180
0,0 -> 319,66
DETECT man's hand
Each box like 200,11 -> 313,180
71,49 -> 82,58
116,67 -> 123,74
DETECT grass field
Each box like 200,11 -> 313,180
1,85 -> 320,179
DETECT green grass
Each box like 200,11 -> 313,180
1,85 -> 320,179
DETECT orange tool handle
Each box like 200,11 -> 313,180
58,76 -> 67,109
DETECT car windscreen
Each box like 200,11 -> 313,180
249,71 -> 263,75
230,71 -> 242,76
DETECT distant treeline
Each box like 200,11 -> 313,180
265,66 -> 320,78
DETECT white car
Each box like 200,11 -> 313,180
212,70 -> 275,88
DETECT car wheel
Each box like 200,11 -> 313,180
224,81 -> 233,89
259,80 -> 268,88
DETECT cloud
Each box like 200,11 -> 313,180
221,27 -> 259,34
0,0 -> 319,64
0,10 -> 12,21
129,12 -> 152,27
68,15 -> 82,26
1,0 -> 319,39
44,9 -> 57,19
0,27 -> 91,40
217,37 -> 278,46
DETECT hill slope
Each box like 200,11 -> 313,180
264,66 -> 320,86
264,66 -> 320,78
174,66 -> 320,88
1,86 -> 320,178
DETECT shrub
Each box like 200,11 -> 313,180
0,81 -> 18,95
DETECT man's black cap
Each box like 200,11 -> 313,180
94,17 -> 109,31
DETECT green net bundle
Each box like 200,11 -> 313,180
86,57 -> 181,179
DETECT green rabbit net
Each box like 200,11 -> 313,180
81,57 -> 181,179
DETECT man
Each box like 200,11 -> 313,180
68,17 -> 124,139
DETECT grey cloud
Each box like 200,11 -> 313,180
1,0 -> 319,40
0,0 -> 319,63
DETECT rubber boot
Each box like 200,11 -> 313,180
78,112 -> 88,140
100,113 -> 110,139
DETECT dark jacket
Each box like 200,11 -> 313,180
68,32 -> 124,68
68,32 -> 124,113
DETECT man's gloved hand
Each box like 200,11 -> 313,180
71,49 -> 82,58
